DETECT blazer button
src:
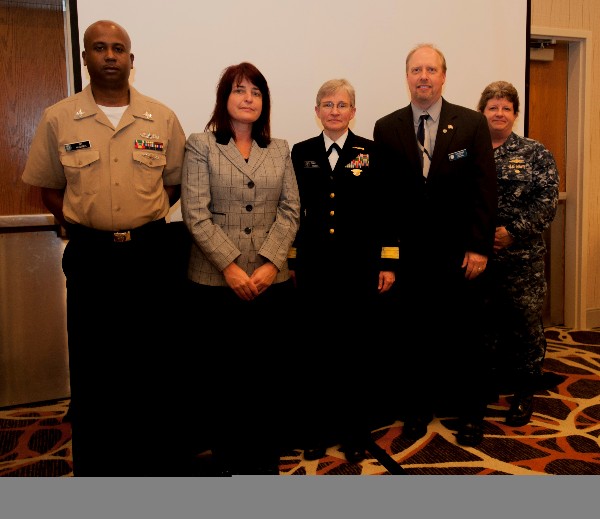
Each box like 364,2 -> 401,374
329,228 -> 335,234
330,193 -> 335,198
244,227 -> 252,234
247,181 -> 255,188
246,204 -> 253,212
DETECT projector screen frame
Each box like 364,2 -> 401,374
67,0 -> 531,143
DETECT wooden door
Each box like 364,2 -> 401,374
528,42 -> 568,325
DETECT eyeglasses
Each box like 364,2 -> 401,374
320,102 -> 352,111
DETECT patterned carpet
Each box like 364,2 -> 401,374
1,327 -> 599,477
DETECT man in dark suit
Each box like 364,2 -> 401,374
373,43 -> 497,447
288,79 -> 399,463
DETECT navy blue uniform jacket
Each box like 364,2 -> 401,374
289,129 -> 399,296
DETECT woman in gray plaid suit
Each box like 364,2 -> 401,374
181,62 -> 300,475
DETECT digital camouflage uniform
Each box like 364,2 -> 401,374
486,132 -> 559,393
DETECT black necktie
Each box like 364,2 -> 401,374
417,114 -> 431,177
417,114 -> 428,148
327,142 -> 341,156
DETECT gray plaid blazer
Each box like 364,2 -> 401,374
181,131 -> 300,286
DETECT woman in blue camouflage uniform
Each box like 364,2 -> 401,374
477,81 -> 559,426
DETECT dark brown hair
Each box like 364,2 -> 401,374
205,62 -> 271,147
477,80 -> 520,115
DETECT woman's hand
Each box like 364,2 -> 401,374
493,226 -> 514,252
250,262 -> 278,294
223,262 -> 260,301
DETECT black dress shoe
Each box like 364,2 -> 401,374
341,443 -> 366,464
214,460 -> 233,477
455,419 -> 484,447
401,414 -> 432,441
505,393 -> 534,426
303,445 -> 326,461
249,462 -> 280,475
485,390 -> 500,404
216,468 -> 233,477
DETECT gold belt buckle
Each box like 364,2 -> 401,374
113,230 -> 131,243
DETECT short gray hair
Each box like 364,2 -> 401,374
316,78 -> 355,107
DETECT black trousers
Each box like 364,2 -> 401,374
397,266 -> 492,420
290,268 -> 387,449
63,221 -> 196,476
186,279 -> 295,469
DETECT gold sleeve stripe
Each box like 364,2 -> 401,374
381,246 -> 399,260
287,247 -> 297,259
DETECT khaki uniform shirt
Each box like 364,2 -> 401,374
22,85 -> 186,231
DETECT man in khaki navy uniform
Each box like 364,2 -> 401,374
288,79 -> 399,465
22,20 -> 193,476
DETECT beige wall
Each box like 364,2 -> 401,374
532,0 -> 600,327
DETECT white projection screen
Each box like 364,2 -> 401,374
70,0 -> 530,217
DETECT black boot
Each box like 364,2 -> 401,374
505,393 -> 534,426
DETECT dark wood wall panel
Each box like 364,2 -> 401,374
0,2 -> 67,216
